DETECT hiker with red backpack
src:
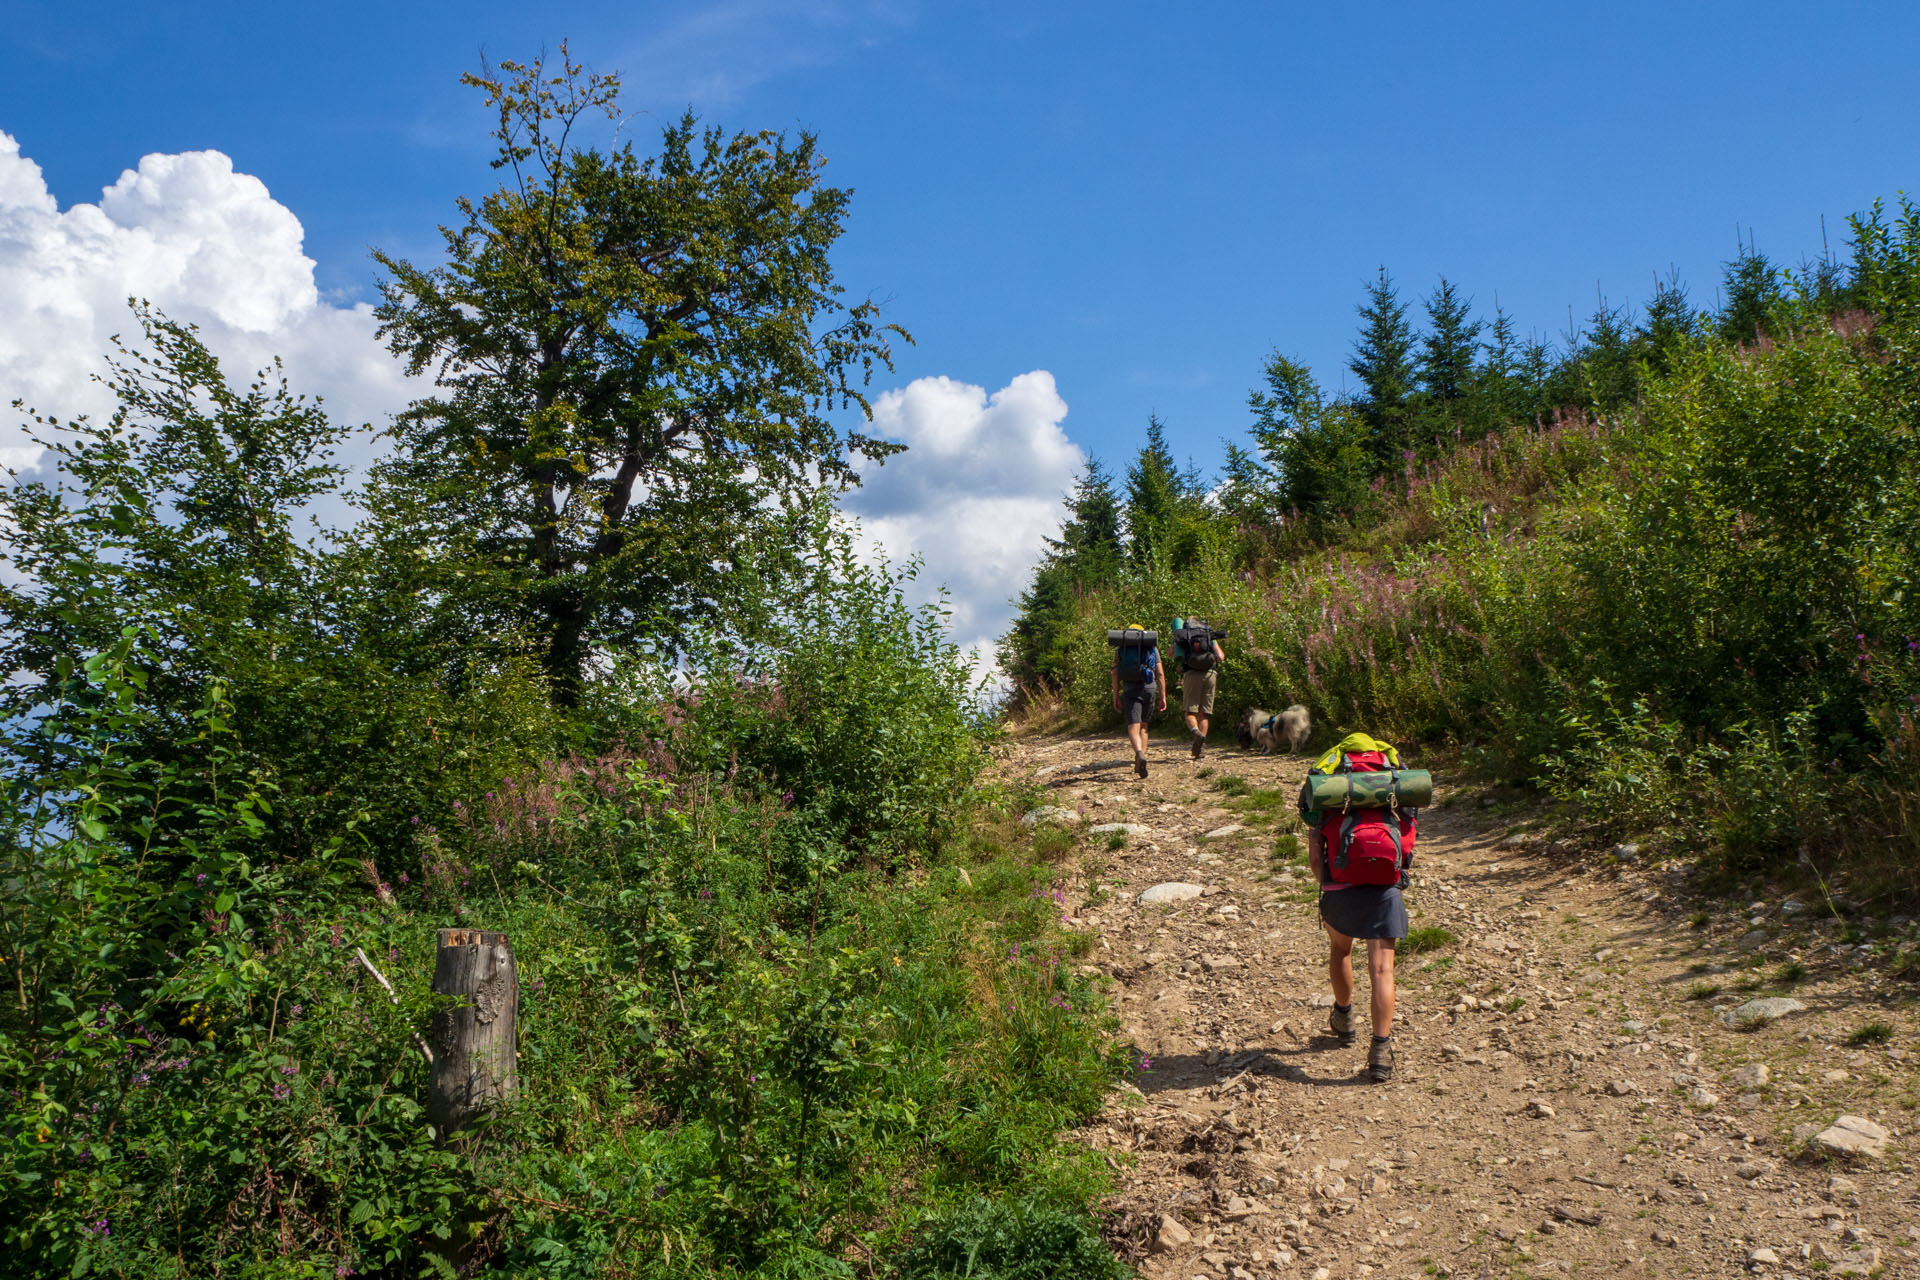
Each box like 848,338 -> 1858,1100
1108,625 -> 1166,778
1297,733 -> 1430,1083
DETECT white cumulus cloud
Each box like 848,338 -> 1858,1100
0,132 -> 1084,676
845,371 -> 1085,673
0,131 -> 410,484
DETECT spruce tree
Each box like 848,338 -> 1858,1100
1124,416 -> 1182,566
1348,268 -> 1418,468
1570,294 -> 1637,410
1640,269 -> 1700,376
1716,236 -> 1782,345
1001,459 -> 1125,686
1465,303 -> 1528,436
1419,277 -> 1482,403
1050,459 -> 1124,577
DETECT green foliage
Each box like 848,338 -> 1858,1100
1,64 -> 1129,1272
1419,277 -> 1482,405
1401,927 -> 1458,955
1016,193 -> 1920,897
1349,267 -> 1418,467
371,47 -> 904,702
1001,462 -> 1125,689
894,1197 -> 1127,1280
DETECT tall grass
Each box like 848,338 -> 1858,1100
1050,295 -> 1920,899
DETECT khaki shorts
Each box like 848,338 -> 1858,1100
1181,668 -> 1216,716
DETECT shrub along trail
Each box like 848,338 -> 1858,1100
998,730 -> 1920,1279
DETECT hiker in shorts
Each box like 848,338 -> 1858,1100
1178,623 -> 1225,760
1299,733 -> 1417,1083
1110,623 -> 1166,778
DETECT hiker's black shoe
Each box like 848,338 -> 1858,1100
1190,731 -> 1204,760
1368,1036 -> 1394,1083
1134,752 -> 1148,779
1329,1002 -> 1354,1042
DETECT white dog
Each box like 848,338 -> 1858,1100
1238,704 -> 1310,754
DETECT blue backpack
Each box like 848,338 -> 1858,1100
1114,629 -> 1157,684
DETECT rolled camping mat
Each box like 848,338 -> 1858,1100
1106,629 -> 1159,646
1306,769 -> 1433,811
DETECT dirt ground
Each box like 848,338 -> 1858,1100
995,728 -> 1919,1279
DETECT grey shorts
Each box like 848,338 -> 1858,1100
1119,681 -> 1156,724
1319,884 -> 1409,940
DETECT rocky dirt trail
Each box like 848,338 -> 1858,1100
996,730 -> 1919,1279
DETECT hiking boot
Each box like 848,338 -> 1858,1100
1190,730 -> 1204,760
1328,1002 -> 1354,1042
1134,752 -> 1148,779
1368,1036 -> 1394,1083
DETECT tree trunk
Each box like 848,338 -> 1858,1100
428,928 -> 519,1140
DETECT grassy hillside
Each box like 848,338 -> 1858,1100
1018,199 -> 1920,904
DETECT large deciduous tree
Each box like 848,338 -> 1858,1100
372,48 -> 904,702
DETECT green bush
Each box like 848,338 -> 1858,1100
895,1197 -> 1126,1280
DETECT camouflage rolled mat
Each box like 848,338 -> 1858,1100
1306,769 -> 1433,811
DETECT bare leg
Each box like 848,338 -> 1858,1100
1325,923 -> 1355,1008
1366,939 -> 1396,1037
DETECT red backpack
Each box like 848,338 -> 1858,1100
1306,739 -> 1418,887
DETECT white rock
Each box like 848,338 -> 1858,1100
1308,994 -> 1335,1008
1748,1245 -> 1779,1267
1020,806 -> 1078,827
1688,1088 -> 1720,1109
1088,821 -> 1149,836
1202,823 -> 1245,840
1731,1063 -> 1770,1088
1718,997 -> 1807,1027
1151,1212 -> 1191,1252
1138,882 -> 1206,905
1607,1079 -> 1640,1097
1780,899 -> 1809,916
1811,1115 -> 1890,1159
1527,1098 -> 1556,1119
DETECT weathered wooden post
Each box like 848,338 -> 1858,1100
428,928 -> 519,1140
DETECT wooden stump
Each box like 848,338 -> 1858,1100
428,928 -> 518,1139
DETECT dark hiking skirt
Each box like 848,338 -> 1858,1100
1318,884 -> 1409,940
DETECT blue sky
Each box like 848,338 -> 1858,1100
3,0 -> 1916,658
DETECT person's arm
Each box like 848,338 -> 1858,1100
1212,640 -> 1225,664
1154,656 -> 1167,711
